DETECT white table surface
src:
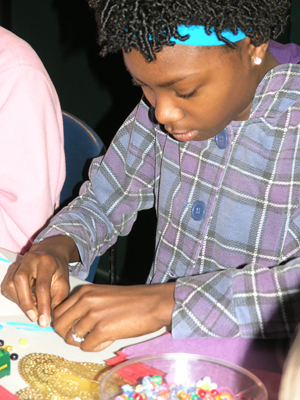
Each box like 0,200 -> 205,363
0,249 -> 166,395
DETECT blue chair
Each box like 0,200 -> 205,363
60,111 -> 105,282
60,111 -> 105,207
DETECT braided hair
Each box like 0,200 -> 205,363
87,0 -> 291,62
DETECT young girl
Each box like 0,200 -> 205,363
2,0 -> 300,352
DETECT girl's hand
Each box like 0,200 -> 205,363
1,235 -> 78,327
53,282 -> 176,352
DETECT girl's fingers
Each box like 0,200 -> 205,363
1,262 -> 20,301
63,316 -> 113,352
2,261 -> 38,321
34,272 -> 53,327
65,316 -> 98,349
54,299 -> 89,340
53,284 -> 94,318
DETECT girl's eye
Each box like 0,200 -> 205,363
132,78 -> 196,99
177,89 -> 197,99
132,79 -> 144,87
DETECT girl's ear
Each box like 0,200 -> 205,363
249,40 -> 269,66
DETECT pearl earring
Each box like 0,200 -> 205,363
254,56 -> 262,65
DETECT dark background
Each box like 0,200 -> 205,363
1,0 -> 299,284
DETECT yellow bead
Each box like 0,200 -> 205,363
135,384 -> 143,393
3,345 -> 12,352
19,338 -> 28,346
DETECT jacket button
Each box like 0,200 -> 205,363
191,200 -> 206,221
215,130 -> 228,149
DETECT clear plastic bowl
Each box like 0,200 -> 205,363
99,353 -> 268,400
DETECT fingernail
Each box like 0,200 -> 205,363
39,314 -> 48,328
27,309 -> 37,321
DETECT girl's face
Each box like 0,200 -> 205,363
123,39 -> 271,142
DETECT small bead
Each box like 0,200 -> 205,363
218,392 -> 233,400
197,389 -> 206,399
157,390 -> 170,399
160,384 -> 169,391
157,396 -> 169,400
154,384 -> 164,393
180,393 -> 190,400
10,353 -> 19,360
152,375 -> 163,385
19,338 -> 28,346
135,385 -> 143,393
142,376 -> 152,384
143,382 -> 153,392
3,344 -> 12,352
133,394 -> 143,400
145,391 -> 157,400
122,385 -> 134,396
0,339 -> 4,346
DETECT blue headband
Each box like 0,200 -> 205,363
169,25 -> 246,46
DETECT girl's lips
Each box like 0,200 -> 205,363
171,130 -> 200,142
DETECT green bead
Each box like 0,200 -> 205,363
152,375 -> 162,385
191,395 -> 200,400
0,349 -> 10,379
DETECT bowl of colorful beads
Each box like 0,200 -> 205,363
99,353 -> 268,400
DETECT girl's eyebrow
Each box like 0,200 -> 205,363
127,68 -> 199,88
158,73 -> 199,87
123,58 -> 199,87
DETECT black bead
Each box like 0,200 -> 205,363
0,340 -> 4,347
10,353 -> 19,360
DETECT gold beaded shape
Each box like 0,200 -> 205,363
16,353 -> 128,400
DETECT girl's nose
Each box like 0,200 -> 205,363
154,95 -> 184,126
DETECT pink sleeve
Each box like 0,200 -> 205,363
0,65 -> 65,254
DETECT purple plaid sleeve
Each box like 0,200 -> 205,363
36,64 -> 300,339
35,100 -> 159,278
173,259 -> 300,339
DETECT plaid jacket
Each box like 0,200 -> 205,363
37,63 -> 300,339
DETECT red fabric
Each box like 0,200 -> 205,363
106,350 -> 128,367
0,385 -> 20,399
105,350 -> 164,384
115,363 -> 164,384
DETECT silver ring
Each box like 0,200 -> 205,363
72,324 -> 85,343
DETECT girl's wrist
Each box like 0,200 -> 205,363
30,235 -> 79,265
